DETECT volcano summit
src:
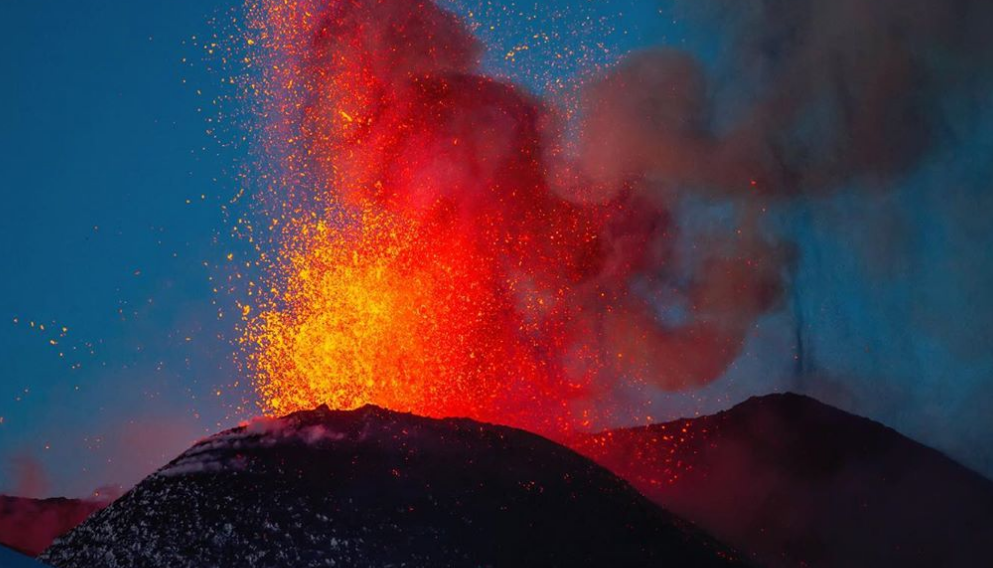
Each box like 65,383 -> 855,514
41,405 -> 744,568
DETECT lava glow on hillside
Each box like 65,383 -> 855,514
238,0 -> 781,436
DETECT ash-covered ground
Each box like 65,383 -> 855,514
41,405 -> 744,568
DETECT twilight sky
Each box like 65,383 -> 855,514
1,0 -> 991,497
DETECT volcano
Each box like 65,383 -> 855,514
573,393 -> 993,567
40,405 -> 743,568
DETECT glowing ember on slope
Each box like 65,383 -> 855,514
238,0 -> 783,435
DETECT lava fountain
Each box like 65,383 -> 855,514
239,0 -> 783,436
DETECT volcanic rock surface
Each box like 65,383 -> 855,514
41,405 -> 744,568
573,393 -> 993,568
0,496 -> 106,557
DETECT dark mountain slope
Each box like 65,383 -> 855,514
572,393 -> 993,568
42,404 -> 744,568
0,496 -> 106,557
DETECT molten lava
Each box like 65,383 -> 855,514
240,0 -> 781,436
249,207 -> 597,431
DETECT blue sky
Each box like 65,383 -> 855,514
0,0 -> 247,496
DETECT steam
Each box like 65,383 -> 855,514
561,0 -> 993,386
586,0 -> 993,196
8,453 -> 48,499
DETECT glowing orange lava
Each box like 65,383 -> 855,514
246,206 -> 596,431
